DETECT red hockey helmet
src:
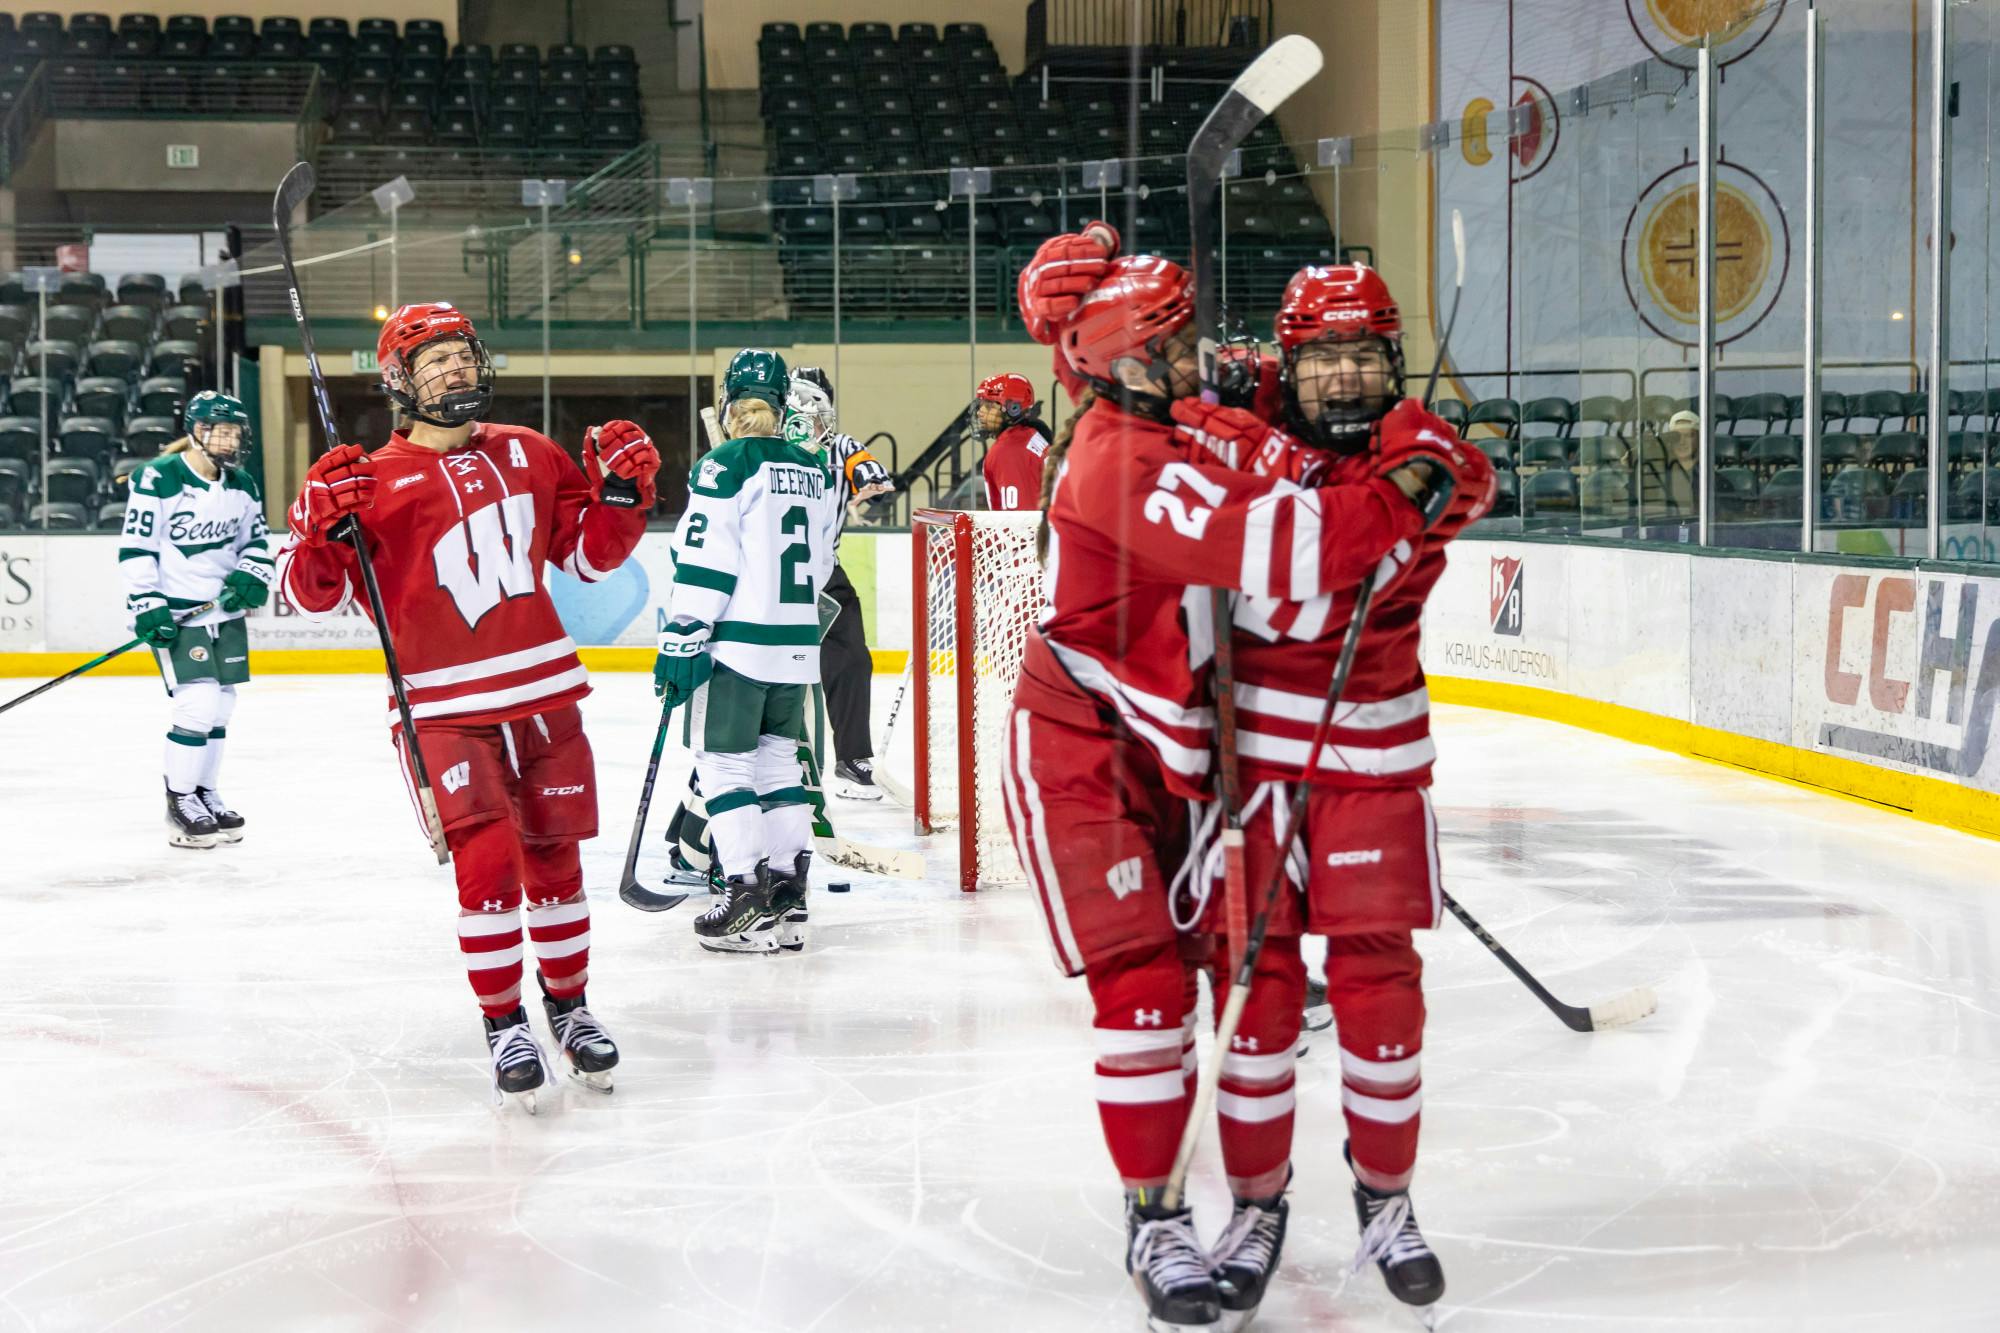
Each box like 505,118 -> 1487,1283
1275,263 -> 1402,350
1058,255 -> 1195,401
973,372 -> 1038,437
377,301 -> 495,427
1274,264 -> 1405,449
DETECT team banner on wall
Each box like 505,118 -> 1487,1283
0,536 -> 44,653
1431,0 -> 1938,405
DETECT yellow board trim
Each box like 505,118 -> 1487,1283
1428,675 -> 2000,843
0,646 -> 915,678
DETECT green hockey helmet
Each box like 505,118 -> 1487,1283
721,348 -> 790,417
183,390 -> 251,466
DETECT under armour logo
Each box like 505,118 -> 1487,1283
1377,1044 -> 1406,1059
1134,1009 -> 1164,1027
1105,856 -> 1144,901
464,479 -> 485,493
530,893 -> 565,907
441,761 -> 471,794
480,899 -> 505,913
1231,1036 -> 1260,1052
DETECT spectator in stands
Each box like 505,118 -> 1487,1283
1652,408 -> 1701,518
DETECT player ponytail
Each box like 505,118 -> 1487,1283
725,399 -> 780,439
1035,387 -> 1097,563
159,435 -> 194,456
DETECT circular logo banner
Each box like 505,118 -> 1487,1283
1628,0 -> 1786,69
1620,159 -> 1789,347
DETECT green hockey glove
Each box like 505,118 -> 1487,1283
219,566 -> 272,613
133,601 -> 179,647
654,618 -> 714,705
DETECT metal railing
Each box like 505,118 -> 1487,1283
1027,0 -> 1274,60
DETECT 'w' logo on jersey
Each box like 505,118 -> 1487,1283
441,762 -> 471,794
1105,856 -> 1145,901
434,491 -> 538,630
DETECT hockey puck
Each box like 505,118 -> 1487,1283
828,881 -> 851,893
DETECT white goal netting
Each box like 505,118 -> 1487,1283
911,509 -> 1044,891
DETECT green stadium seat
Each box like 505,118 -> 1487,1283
24,339 -> 79,381
40,304 -> 95,344
125,414 -> 177,454
71,376 -> 126,424
1868,431 -> 1925,473
100,305 -> 153,344
58,414 -> 116,465
148,339 -> 201,379
1468,397 -> 1520,439
86,339 -> 143,379
0,417 -> 41,462
1745,433 -> 1800,472
1819,432 -> 1865,471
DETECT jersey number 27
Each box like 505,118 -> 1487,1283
1142,462 -> 1228,538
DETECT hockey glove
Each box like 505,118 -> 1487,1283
1170,399 -> 1310,479
288,443 -> 377,546
219,565 -> 272,613
1378,431 -> 1493,534
654,618 -> 714,705
133,599 -> 178,646
1017,221 -> 1121,345
587,419 -> 661,511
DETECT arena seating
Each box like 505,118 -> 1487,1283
0,14 -> 641,158
0,267 -> 213,529
1446,388 -> 2000,530
753,20 -> 1332,319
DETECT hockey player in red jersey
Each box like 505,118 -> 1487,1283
973,372 -> 1051,511
277,302 -> 660,1112
1003,235 -> 1467,1332
1164,263 -> 1495,1320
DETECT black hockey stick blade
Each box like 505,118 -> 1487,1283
275,159 -> 317,219
1440,890 -> 1658,1032
618,878 -> 689,912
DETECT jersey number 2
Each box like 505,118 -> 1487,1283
779,505 -> 814,604
1142,462 -> 1228,538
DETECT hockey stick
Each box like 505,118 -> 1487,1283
273,161 -> 448,866
1422,210 -> 1468,410
616,696 -> 690,912
871,656 -> 918,807
0,600 -> 217,717
1441,891 -> 1658,1031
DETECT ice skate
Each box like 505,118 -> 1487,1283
771,850 -> 811,952
483,1005 -> 550,1113
693,863 -> 784,954
1211,1193 -> 1288,1332
833,758 -> 884,801
1350,1150 -> 1445,1321
165,784 -> 221,849
663,844 -> 710,888
538,972 -> 618,1093
1125,1193 -> 1222,1332
196,787 -> 243,843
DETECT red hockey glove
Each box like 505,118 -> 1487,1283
1169,399 -> 1310,480
587,419 -> 660,511
287,443 -> 376,546
1017,221 -> 1121,344
1377,430 -> 1493,534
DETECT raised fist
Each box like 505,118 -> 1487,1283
288,443 -> 376,546
587,420 -> 661,510
1017,221 -> 1121,345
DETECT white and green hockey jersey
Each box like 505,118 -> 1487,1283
667,434 -> 842,685
118,452 -> 272,630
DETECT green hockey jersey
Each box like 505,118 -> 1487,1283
118,452 -> 272,630
666,435 -> 841,685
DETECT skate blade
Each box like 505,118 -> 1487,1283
493,1085 -> 546,1114
697,936 -> 781,955
215,830 -> 244,844
1219,1308 -> 1260,1333
835,785 -> 885,802
168,833 -> 222,849
566,1065 -> 615,1094
1303,1006 -> 1333,1034
1145,1314 -> 1222,1333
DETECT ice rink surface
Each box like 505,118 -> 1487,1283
4,672 -> 1999,1332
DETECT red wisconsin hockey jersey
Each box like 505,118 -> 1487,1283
982,422 -> 1050,511
278,424 -> 647,729
1227,400 -> 1495,790
1015,399 -> 1426,799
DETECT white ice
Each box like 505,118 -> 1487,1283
4,672 -> 2000,1332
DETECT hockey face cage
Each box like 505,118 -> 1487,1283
1276,265 -> 1405,449
974,373 -> 1038,438
785,379 -> 836,451
378,304 -> 495,427
910,509 -> 1044,892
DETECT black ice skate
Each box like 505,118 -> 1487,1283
483,1005 -> 550,1113
770,850 -> 811,952
196,787 -> 244,843
538,971 -> 618,1093
1299,974 -> 1333,1057
165,784 -> 221,849
693,863 -> 784,954
1211,1192 -> 1289,1332
833,758 -> 884,801
1350,1149 -> 1445,1318
1125,1193 -> 1223,1332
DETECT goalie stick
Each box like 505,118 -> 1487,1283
274,161 -> 448,865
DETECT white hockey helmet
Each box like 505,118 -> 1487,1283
784,375 -> 836,451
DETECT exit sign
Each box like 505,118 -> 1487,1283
351,350 -> 378,373
166,144 -> 199,169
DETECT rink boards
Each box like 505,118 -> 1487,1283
5,529 -> 1998,838
1424,538 -> 2000,838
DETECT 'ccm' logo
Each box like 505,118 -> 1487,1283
1326,849 -> 1384,867
441,762 -> 471,794
540,784 -> 585,797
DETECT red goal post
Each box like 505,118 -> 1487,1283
910,508 -> 1043,892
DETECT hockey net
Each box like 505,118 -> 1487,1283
911,509 -> 1043,891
